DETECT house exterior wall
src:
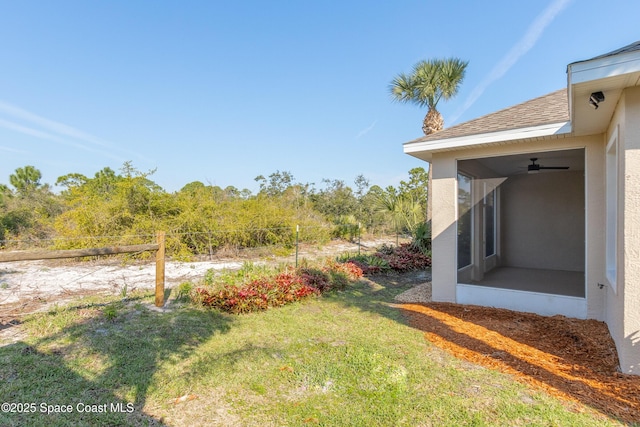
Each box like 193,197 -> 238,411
430,136 -> 606,320
604,93 -> 625,368
609,86 -> 640,374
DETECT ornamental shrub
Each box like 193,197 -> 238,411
322,259 -> 363,281
194,261 -> 363,314
298,267 -> 332,292
376,243 -> 431,272
338,243 -> 431,275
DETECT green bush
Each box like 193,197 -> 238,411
337,253 -> 391,274
327,270 -> 350,290
411,222 -> 431,255
175,281 -> 194,302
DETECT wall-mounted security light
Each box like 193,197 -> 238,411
589,91 -> 605,109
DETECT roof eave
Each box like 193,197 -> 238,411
567,49 -> 640,84
567,49 -> 640,135
403,121 -> 572,161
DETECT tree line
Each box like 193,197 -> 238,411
0,162 -> 429,257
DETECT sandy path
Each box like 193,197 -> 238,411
0,258 -> 244,306
0,237 -> 400,308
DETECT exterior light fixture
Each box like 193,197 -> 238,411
589,91 -> 605,109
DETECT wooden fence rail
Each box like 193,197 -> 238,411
0,231 -> 166,307
0,244 -> 159,262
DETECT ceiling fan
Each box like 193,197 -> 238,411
527,158 -> 570,173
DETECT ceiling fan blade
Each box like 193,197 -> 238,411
526,158 -> 570,172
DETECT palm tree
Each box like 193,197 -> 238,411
390,57 -> 468,135
390,58 -> 468,233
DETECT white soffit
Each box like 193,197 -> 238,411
568,50 -> 640,135
403,121 -> 571,157
568,50 -> 640,84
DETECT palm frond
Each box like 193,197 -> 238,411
389,56 -> 469,134
437,58 -> 469,100
389,58 -> 468,110
390,73 -> 424,106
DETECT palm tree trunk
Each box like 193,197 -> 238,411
422,108 -> 444,136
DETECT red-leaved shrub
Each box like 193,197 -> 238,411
195,261 -> 363,314
340,244 -> 431,275
375,243 -> 431,272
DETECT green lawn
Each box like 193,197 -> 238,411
0,272 -> 627,426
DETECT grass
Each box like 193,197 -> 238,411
0,273 -> 629,426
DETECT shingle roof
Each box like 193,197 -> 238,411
580,40 -> 640,62
406,89 -> 569,144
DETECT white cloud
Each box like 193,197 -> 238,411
0,101 -> 110,147
0,100 -> 152,163
356,120 -> 378,139
0,144 -> 29,154
0,118 -> 125,162
448,0 -> 573,124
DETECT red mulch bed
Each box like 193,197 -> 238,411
400,302 -> 640,424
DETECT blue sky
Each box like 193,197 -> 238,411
1,0 -> 639,193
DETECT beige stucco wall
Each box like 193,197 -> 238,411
430,136 -> 606,320
584,133 -> 606,321
431,154 -> 457,302
500,171 -> 585,271
604,93 -> 625,369
612,86 -> 640,374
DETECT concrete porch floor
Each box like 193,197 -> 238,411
467,267 -> 585,298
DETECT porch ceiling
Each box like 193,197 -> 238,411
461,148 -> 584,177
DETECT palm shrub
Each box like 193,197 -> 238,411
411,222 -> 431,255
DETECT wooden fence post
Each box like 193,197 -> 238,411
295,225 -> 299,268
155,231 -> 166,307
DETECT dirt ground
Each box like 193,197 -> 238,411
400,302 -> 640,424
